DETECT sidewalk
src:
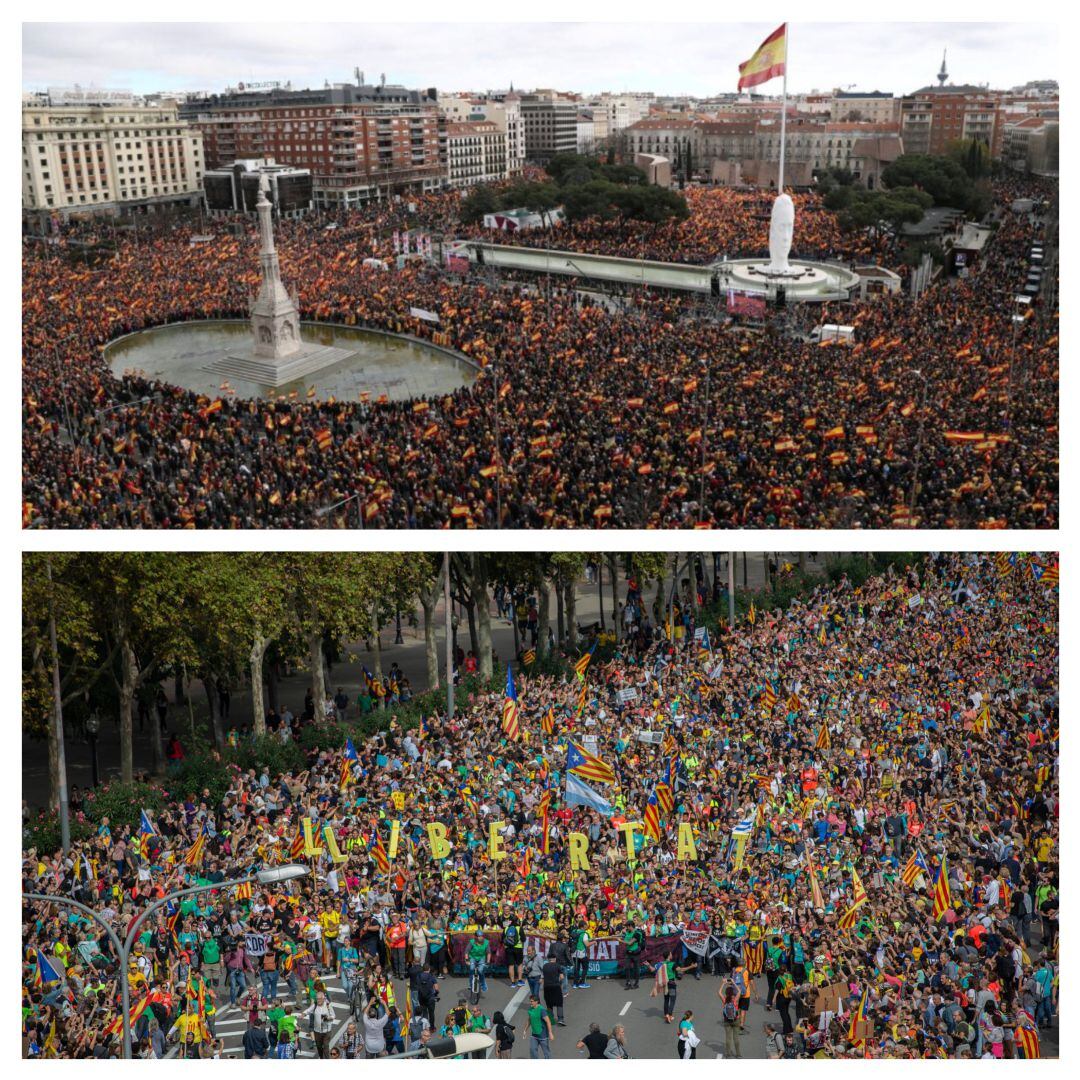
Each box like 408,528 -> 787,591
22,554 -> 827,805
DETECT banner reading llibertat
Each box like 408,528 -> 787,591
448,930 -> 741,976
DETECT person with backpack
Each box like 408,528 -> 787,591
774,964 -> 796,1035
492,1010 -> 515,1059
415,966 -> 439,1028
383,1005 -> 405,1055
1033,958 -> 1056,1028
730,960 -> 751,1029
570,920 -> 591,989
503,915 -> 524,988
719,980 -> 742,1059
523,944 -> 544,1000
622,919 -> 645,989
302,989 -> 337,1059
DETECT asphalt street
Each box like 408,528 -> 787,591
427,970 -> 771,1060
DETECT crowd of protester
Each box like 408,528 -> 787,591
465,187 -> 888,266
22,552 -> 1058,1057
22,178 -> 1056,529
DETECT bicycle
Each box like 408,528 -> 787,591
347,977 -> 367,1021
468,961 -> 486,1005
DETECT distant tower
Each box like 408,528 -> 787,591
249,174 -> 302,360
937,50 -> 949,87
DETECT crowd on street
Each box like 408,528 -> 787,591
22,552 -> 1058,1058
22,178 -> 1057,529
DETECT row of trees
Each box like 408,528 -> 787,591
24,552 -> 693,809
460,153 -> 689,228
817,149 -> 995,249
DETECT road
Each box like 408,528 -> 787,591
196,958 -> 1058,1060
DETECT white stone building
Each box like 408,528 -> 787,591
445,121 -> 509,189
22,96 -> 203,218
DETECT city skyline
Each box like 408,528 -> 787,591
23,21 -> 1055,99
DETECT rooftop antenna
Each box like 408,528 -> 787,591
355,67 -> 362,86
380,73 -> 386,87
937,49 -> 949,87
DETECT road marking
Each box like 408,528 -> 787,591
619,1001 -> 632,1016
486,983 -> 531,1058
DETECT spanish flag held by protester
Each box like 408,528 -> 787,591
737,23 -> 788,91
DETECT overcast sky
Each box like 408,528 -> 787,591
23,22 -> 1054,99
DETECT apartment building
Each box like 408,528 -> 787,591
182,81 -> 443,210
438,93 -> 524,175
830,90 -> 900,126
444,121 -> 509,188
519,90 -> 578,163
22,94 -> 203,219
900,85 -> 1004,158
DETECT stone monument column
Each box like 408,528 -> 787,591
250,174 -> 302,359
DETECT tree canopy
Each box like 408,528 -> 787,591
459,154 -> 688,228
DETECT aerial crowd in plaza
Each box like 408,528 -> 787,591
22,177 -> 1057,530
22,552 -> 1058,1058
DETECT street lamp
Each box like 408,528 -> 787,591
313,491 -> 365,530
85,711 -> 100,788
23,863 -> 309,1058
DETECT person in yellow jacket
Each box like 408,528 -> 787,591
168,1001 -> 206,1048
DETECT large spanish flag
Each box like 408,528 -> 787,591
738,23 -> 787,90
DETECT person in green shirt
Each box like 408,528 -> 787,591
466,930 -> 490,994
266,1001 -> 285,1040
200,937 -> 221,989
275,1005 -> 298,1044
526,996 -> 554,1059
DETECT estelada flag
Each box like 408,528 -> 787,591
738,24 -> 787,91
371,827 -> 390,874
290,829 -> 305,860
502,665 -> 521,741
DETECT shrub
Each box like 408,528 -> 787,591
227,735 -> 306,778
81,781 -> 168,827
24,812 -> 94,855
171,752 -> 233,806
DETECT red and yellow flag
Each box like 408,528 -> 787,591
738,24 -> 787,91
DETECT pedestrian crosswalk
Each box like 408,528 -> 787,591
177,973 -> 353,1059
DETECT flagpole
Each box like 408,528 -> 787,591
778,24 -> 788,194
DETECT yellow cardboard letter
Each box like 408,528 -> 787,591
677,822 -> 698,862
568,831 -> 591,871
489,821 -> 507,861
427,821 -> 452,861
302,817 -> 324,857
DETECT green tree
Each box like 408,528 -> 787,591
23,554 -> 110,809
460,184 -> 500,225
